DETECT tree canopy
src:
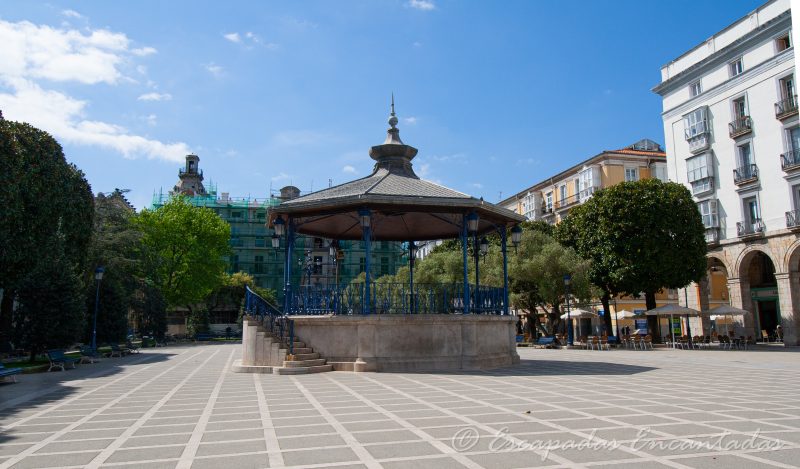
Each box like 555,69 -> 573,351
134,197 -> 231,309
556,178 -> 707,333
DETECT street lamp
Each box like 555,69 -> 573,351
479,237 -> 489,257
511,225 -> 523,253
466,212 -> 479,234
92,267 -> 105,351
563,273 -> 573,346
271,234 -> 280,250
273,217 -> 285,236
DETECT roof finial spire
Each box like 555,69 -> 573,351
388,93 -> 398,130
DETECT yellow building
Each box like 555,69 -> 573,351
500,139 -> 679,334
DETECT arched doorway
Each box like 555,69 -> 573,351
739,250 -> 780,342
701,257 -> 730,334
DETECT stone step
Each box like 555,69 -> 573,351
292,347 -> 313,354
293,352 -> 320,360
272,364 -> 333,375
284,358 -> 327,367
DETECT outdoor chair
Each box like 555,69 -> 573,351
107,344 -> 126,357
125,341 -> 140,354
578,336 -> 588,349
761,329 -> 770,343
79,345 -> 101,364
600,336 -> 610,350
47,349 -> 78,372
642,335 -> 654,350
0,363 -> 23,383
591,336 -> 601,350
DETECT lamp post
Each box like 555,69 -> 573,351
92,267 -> 105,351
510,225 -> 523,253
563,273 -> 573,346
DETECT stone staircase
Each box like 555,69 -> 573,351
232,318 -> 333,375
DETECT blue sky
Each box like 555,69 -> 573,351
0,0 -> 764,210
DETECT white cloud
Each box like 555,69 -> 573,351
271,172 -> 290,182
432,153 -> 466,162
223,32 -> 241,43
408,0 -> 435,11
205,63 -> 223,77
342,165 -> 357,174
0,18 -> 190,163
132,46 -> 157,56
145,114 -> 157,126
403,116 -> 417,125
471,183 -> 483,189
137,92 -> 172,101
61,9 -> 84,19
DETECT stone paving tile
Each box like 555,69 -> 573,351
9,450 -> 101,469
281,446 -> 359,466
189,454 -> 269,469
380,457 -> 470,469
277,433 -> 346,450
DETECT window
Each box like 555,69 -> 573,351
683,107 -> 708,139
522,192 -> 536,219
729,57 -> 743,77
559,185 -> 567,202
624,167 -> 639,182
573,178 -> 580,196
788,126 -> 800,152
254,255 -> 264,274
732,96 -> 747,118
689,81 -> 702,97
779,74 -> 795,100
652,163 -> 668,182
578,166 -> 599,200
687,153 -> 714,195
743,196 -> 760,226
776,33 -> 792,52
737,142 -> 753,168
545,192 -> 553,211
255,236 -> 265,247
231,211 -> 242,219
697,200 -> 718,228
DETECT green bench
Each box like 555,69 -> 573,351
0,363 -> 23,383
47,349 -> 79,371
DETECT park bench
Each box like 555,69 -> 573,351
79,345 -> 101,364
125,341 -> 140,354
107,344 -> 127,357
0,363 -> 23,383
533,337 -> 556,349
194,333 -> 214,342
47,349 -> 79,372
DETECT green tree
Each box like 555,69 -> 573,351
0,115 -> 93,349
556,179 -> 706,336
133,197 -> 231,320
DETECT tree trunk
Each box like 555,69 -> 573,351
645,291 -> 660,341
600,292 -> 613,336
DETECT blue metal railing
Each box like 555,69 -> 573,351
285,282 -> 506,315
244,286 -> 294,355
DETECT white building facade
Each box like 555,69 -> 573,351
654,0 -> 799,345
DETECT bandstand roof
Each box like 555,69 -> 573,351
269,100 -> 525,241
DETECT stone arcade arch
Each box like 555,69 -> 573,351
733,248 -> 780,342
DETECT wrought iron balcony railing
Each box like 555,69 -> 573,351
737,219 -> 765,237
733,164 -> 758,185
554,194 -> 580,210
775,95 -> 798,119
728,116 -> 752,138
781,148 -> 800,171
787,210 -> 800,230
178,168 -> 204,178
541,204 -> 554,215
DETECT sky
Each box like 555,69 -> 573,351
0,0 -> 766,210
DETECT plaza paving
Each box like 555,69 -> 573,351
0,343 -> 799,469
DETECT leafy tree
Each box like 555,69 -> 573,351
556,179 -> 706,336
133,197 -> 231,319
14,241 -> 86,361
86,272 -> 130,345
132,284 -> 167,339
0,115 -> 93,348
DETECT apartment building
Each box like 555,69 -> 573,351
653,0 -> 798,345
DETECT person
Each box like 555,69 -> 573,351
516,316 -> 523,335
776,325 -> 783,341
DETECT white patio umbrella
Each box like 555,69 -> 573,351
560,309 -> 597,338
707,305 -> 751,336
645,304 -> 700,346
615,309 -> 640,318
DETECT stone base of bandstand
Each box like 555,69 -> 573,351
234,314 -> 520,373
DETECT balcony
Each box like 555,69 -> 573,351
554,194 -> 580,211
733,164 -> 758,185
541,204 -> 554,216
705,228 -> 720,246
787,210 -> 800,231
728,116 -> 752,138
781,148 -> 800,171
578,185 -> 599,202
178,168 -> 204,178
775,95 -> 798,120
737,219 -> 765,238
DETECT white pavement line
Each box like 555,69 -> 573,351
291,377 -> 383,469
173,349 -> 236,469
254,373 -> 285,468
85,348 -> 226,469
360,374 -> 582,468
324,375 -> 485,469
0,350 -> 179,417
0,350 -> 205,469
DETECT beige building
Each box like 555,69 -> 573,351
500,139 -> 677,333
500,139 -> 668,224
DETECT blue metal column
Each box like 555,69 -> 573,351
461,214 -> 470,314
363,213 -> 372,315
474,233 -> 480,313
409,240 -> 414,314
283,219 -> 294,315
501,226 -> 509,316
